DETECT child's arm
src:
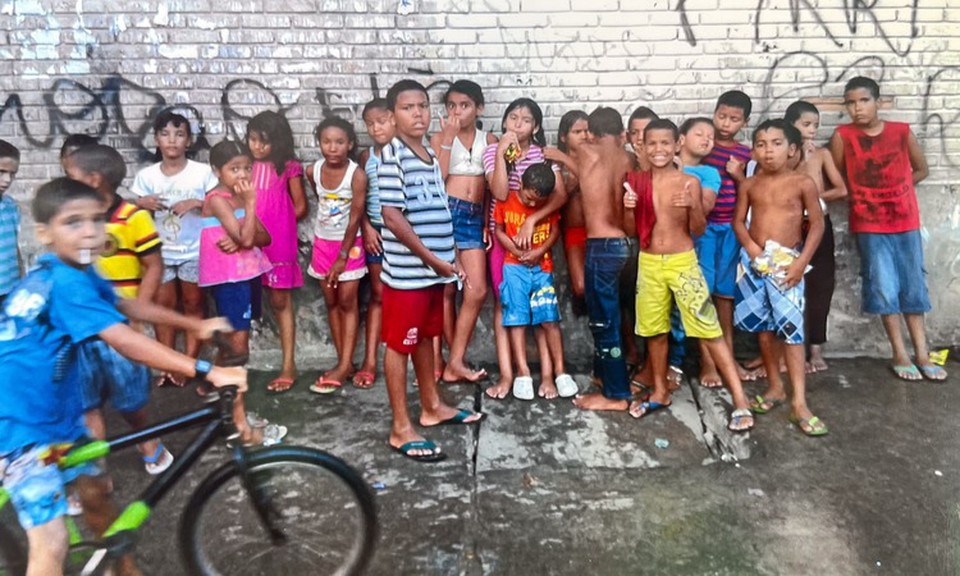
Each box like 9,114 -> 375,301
677,177 -> 706,237
288,172 -> 309,221
907,129 -> 929,185
520,218 -> 561,266
487,135 -> 517,202
784,176 -> 825,288
818,149 -> 847,202
495,223 -> 524,260
622,181 -> 637,237
543,147 -> 579,178
732,179 -> 762,259
827,131 -> 846,182
326,169 -> 368,288
382,207 -> 457,279
515,173 -> 568,250
209,182 -> 261,249
430,117 -> 460,180
137,251 -> 163,305
305,164 -> 317,194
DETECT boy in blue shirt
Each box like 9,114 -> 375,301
0,178 -> 247,576
0,139 -> 22,307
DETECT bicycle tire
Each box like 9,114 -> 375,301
0,521 -> 26,576
179,445 -> 377,576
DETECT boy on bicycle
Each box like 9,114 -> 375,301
0,178 -> 247,576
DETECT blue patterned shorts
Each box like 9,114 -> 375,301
733,250 -> 805,345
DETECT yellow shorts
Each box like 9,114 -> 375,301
635,250 -> 722,339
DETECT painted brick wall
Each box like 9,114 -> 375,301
2,0 -> 958,365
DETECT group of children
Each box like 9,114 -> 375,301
0,72 -> 947,575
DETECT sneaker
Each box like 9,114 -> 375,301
144,444 -> 175,475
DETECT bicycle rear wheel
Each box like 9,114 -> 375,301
179,446 -> 377,576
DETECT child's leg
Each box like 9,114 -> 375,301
153,279 -> 178,349
782,342 -> 812,416
703,337 -> 751,411
74,475 -> 140,575
356,262 -> 384,386
756,331 -> 787,401
119,409 -> 161,460
540,322 -> 565,399
327,280 -> 360,381
880,314 -> 913,368
443,248 -> 488,382
179,279 -> 205,359
485,300 -> 514,399
321,281 -> 344,361
224,329 -> 251,362
508,326 -> 531,377
905,313 -> 943,374
266,288 -> 298,383
534,326 -> 553,391
442,282 -> 456,364
26,518 -> 69,576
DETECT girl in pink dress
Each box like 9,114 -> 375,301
246,111 -> 307,393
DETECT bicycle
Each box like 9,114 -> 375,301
0,337 -> 378,576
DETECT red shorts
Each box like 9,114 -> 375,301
564,225 -> 587,252
381,284 -> 444,354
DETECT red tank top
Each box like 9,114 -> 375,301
836,121 -> 919,234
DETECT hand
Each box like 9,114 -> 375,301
234,179 -> 256,205
326,257 -> 346,289
746,245 -> 764,261
196,316 -> 233,340
781,259 -> 806,289
671,181 -> 694,208
497,131 -> 519,155
543,146 -> 565,163
514,217 -> 537,250
439,114 -> 460,144
362,222 -> 382,255
519,247 -> 544,266
483,227 -> 493,252
136,195 -> 166,211
217,236 -> 239,254
207,365 -> 248,392
170,199 -> 201,216
803,140 -> 816,159
623,182 -> 638,209
726,157 -> 745,180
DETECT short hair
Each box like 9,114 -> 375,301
844,76 -> 880,100
784,101 -> 820,126
316,116 -> 359,161
679,117 -> 714,136
362,97 -> 389,120
753,118 -> 802,149
557,110 -> 589,153
587,107 -> 624,138
32,177 -> 101,224
715,90 -> 753,119
520,163 -> 556,198
153,109 -> 192,136
628,106 -> 659,125
644,118 -> 679,142
59,134 -> 98,159
386,80 -> 428,111
67,144 -> 127,190
209,140 -> 252,169
444,80 -> 484,108
0,139 -> 20,161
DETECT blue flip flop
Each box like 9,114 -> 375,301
629,400 -> 672,419
430,409 -> 485,427
391,440 -> 448,463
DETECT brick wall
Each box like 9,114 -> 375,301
2,0 -> 959,365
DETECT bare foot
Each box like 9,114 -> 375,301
538,379 -> 559,399
666,365 -> 684,391
572,392 -> 629,411
322,364 -> 354,386
485,378 -> 512,400
442,361 -> 489,384
267,370 -> 297,392
808,357 -> 828,373
737,363 -> 760,382
699,367 -> 724,389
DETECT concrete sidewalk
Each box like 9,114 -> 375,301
5,358 -> 958,575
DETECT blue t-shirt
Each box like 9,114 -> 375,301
0,254 -> 125,454
683,164 -> 722,198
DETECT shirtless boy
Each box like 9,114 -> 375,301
623,119 -> 753,431
571,107 -> 636,411
733,119 -> 827,437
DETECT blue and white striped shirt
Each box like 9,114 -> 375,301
0,195 -> 20,296
377,138 -> 455,290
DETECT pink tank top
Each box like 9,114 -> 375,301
198,189 -> 272,287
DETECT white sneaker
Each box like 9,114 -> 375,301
555,374 -> 579,398
260,424 -> 288,447
512,376 -> 534,401
144,444 -> 175,475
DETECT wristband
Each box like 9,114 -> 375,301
195,359 -> 213,380
338,249 -> 349,259
440,144 -> 453,151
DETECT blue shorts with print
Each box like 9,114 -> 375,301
734,251 -> 805,345
0,444 -> 99,530
78,339 -> 150,413
449,197 -> 485,251
500,264 -> 560,327
211,278 -> 262,331
695,222 -> 740,298
857,230 -> 931,315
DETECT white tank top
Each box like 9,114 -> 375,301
448,130 -> 487,176
312,158 -> 359,240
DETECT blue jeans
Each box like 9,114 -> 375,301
585,238 -> 631,400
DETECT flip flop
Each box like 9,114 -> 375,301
728,408 -> 755,432
890,363 -> 922,381
427,409 -> 485,427
309,377 -> 342,395
352,370 -> 376,389
267,377 -> 295,394
699,374 -> 724,389
391,440 -> 448,463
512,376 -> 535,401
629,399 -> 672,419
919,364 -> 948,381
750,394 -> 786,415
789,415 -> 829,437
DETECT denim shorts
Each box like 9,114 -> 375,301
0,444 -> 99,530
77,339 -> 151,413
449,197 -> 485,251
500,263 -> 560,327
695,222 -> 740,298
366,225 -> 383,265
211,277 -> 263,331
857,230 -> 931,315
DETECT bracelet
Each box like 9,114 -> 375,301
338,249 -> 349,259
195,359 -> 213,380
440,144 -> 453,151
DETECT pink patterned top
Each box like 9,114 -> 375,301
198,189 -> 272,287
253,160 -> 304,289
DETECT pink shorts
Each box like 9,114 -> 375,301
307,236 -> 367,282
488,239 -> 506,299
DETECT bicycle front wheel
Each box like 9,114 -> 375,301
179,446 -> 377,576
